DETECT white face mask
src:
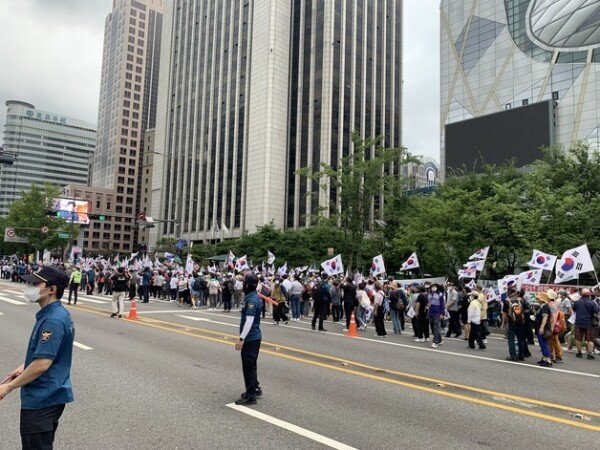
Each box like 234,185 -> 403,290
23,285 -> 41,303
431,287 -> 438,292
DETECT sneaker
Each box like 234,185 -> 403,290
576,352 -> 583,358
318,328 -> 327,332
554,358 -> 564,364
537,360 -> 552,367
110,313 -> 117,318
482,339 -> 488,344
431,343 -> 439,348
587,354 -> 595,360
506,356 -> 518,361
414,338 -> 425,343
234,396 -> 257,406
118,314 -> 123,318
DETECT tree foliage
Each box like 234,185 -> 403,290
0,184 -> 70,255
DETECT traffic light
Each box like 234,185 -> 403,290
88,213 -> 108,221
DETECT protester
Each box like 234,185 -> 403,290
572,288 -> 599,359
467,292 -> 486,350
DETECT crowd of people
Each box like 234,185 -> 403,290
2,256 -> 599,366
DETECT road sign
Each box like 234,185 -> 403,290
41,226 -> 49,234
58,232 -> 71,239
4,227 -> 29,244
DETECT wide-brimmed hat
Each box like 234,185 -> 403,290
536,292 -> 549,303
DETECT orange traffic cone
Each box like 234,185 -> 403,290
346,311 -> 358,337
127,298 -> 138,320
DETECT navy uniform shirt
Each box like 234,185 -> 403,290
22,301 -> 75,410
240,291 -> 262,342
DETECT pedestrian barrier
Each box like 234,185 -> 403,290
127,298 -> 138,320
346,311 -> 358,337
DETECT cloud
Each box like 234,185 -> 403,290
403,0 -> 440,162
0,0 -> 112,141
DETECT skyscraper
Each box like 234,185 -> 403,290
441,0 -> 600,174
90,0 -> 162,251
0,101 -> 96,217
150,0 -> 402,248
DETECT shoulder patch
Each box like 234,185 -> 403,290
40,330 -> 53,343
247,303 -> 255,310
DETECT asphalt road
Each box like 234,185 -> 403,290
0,280 -> 598,449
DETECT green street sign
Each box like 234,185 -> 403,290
58,232 -> 71,239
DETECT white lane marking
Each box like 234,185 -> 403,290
226,403 -> 357,450
76,297 -> 107,304
0,312 -> 4,315
138,310 -> 194,314
4,289 -> 24,295
197,311 -> 600,379
73,341 -> 93,350
0,294 -> 27,305
176,315 -> 211,321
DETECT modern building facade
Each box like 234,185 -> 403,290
60,184 -> 137,254
401,156 -> 439,190
441,0 -> 600,175
90,0 -> 162,252
0,101 -> 96,217
150,0 -> 403,247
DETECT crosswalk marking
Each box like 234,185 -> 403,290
0,294 -> 26,305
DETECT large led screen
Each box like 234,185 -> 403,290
445,100 -> 555,173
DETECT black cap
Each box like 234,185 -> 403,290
21,265 -> 69,289
244,273 -> 259,290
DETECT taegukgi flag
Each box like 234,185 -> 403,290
527,249 -> 557,271
463,260 -> 485,272
517,269 -> 543,288
554,244 -> 595,284
468,246 -> 489,261
235,255 -> 250,271
400,252 -> 419,271
458,268 -> 477,279
321,254 -> 344,276
370,255 -> 386,277
267,250 -> 276,265
497,275 -> 519,294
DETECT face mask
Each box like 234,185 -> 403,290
23,285 -> 41,303
431,287 -> 437,292
275,281 -> 280,285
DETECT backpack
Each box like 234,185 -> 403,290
208,281 -> 218,295
553,310 -> 565,335
312,282 -> 324,302
381,294 -> 390,315
389,290 -> 400,310
509,298 -> 524,323
192,277 -> 204,292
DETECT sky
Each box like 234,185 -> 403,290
0,0 -> 440,161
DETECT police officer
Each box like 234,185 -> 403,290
67,266 -> 82,305
0,265 -> 74,450
234,273 -> 263,405
110,267 -> 131,318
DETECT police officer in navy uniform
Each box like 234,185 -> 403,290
234,273 -> 263,405
0,266 -> 74,450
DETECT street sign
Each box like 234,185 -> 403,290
41,226 -> 49,234
58,232 -> 71,239
4,227 -> 29,243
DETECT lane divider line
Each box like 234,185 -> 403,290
73,341 -> 93,350
226,403 -> 358,449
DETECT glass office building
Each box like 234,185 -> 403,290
150,0 -> 403,246
0,101 -> 96,217
441,0 -> 600,175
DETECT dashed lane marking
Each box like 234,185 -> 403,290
73,341 -> 93,350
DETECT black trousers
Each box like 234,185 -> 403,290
344,303 -> 355,329
312,301 -> 327,329
469,323 -> 486,348
241,339 -> 261,398
68,283 -> 79,303
332,304 -> 342,322
21,404 -> 65,450
417,315 -> 430,339
374,311 -> 387,336
446,310 -> 461,336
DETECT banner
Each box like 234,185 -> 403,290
370,254 -> 386,277
395,277 -> 446,290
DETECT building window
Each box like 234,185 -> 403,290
552,91 -> 559,100
505,103 -> 512,110
522,99 -> 529,106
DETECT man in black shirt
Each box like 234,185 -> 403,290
341,278 -> 357,331
110,267 -> 131,318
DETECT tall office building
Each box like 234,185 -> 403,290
150,0 -> 402,248
441,0 -> 600,174
90,0 -> 162,251
0,101 -> 96,216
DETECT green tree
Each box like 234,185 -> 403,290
297,131 -> 420,269
0,184 -> 70,255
